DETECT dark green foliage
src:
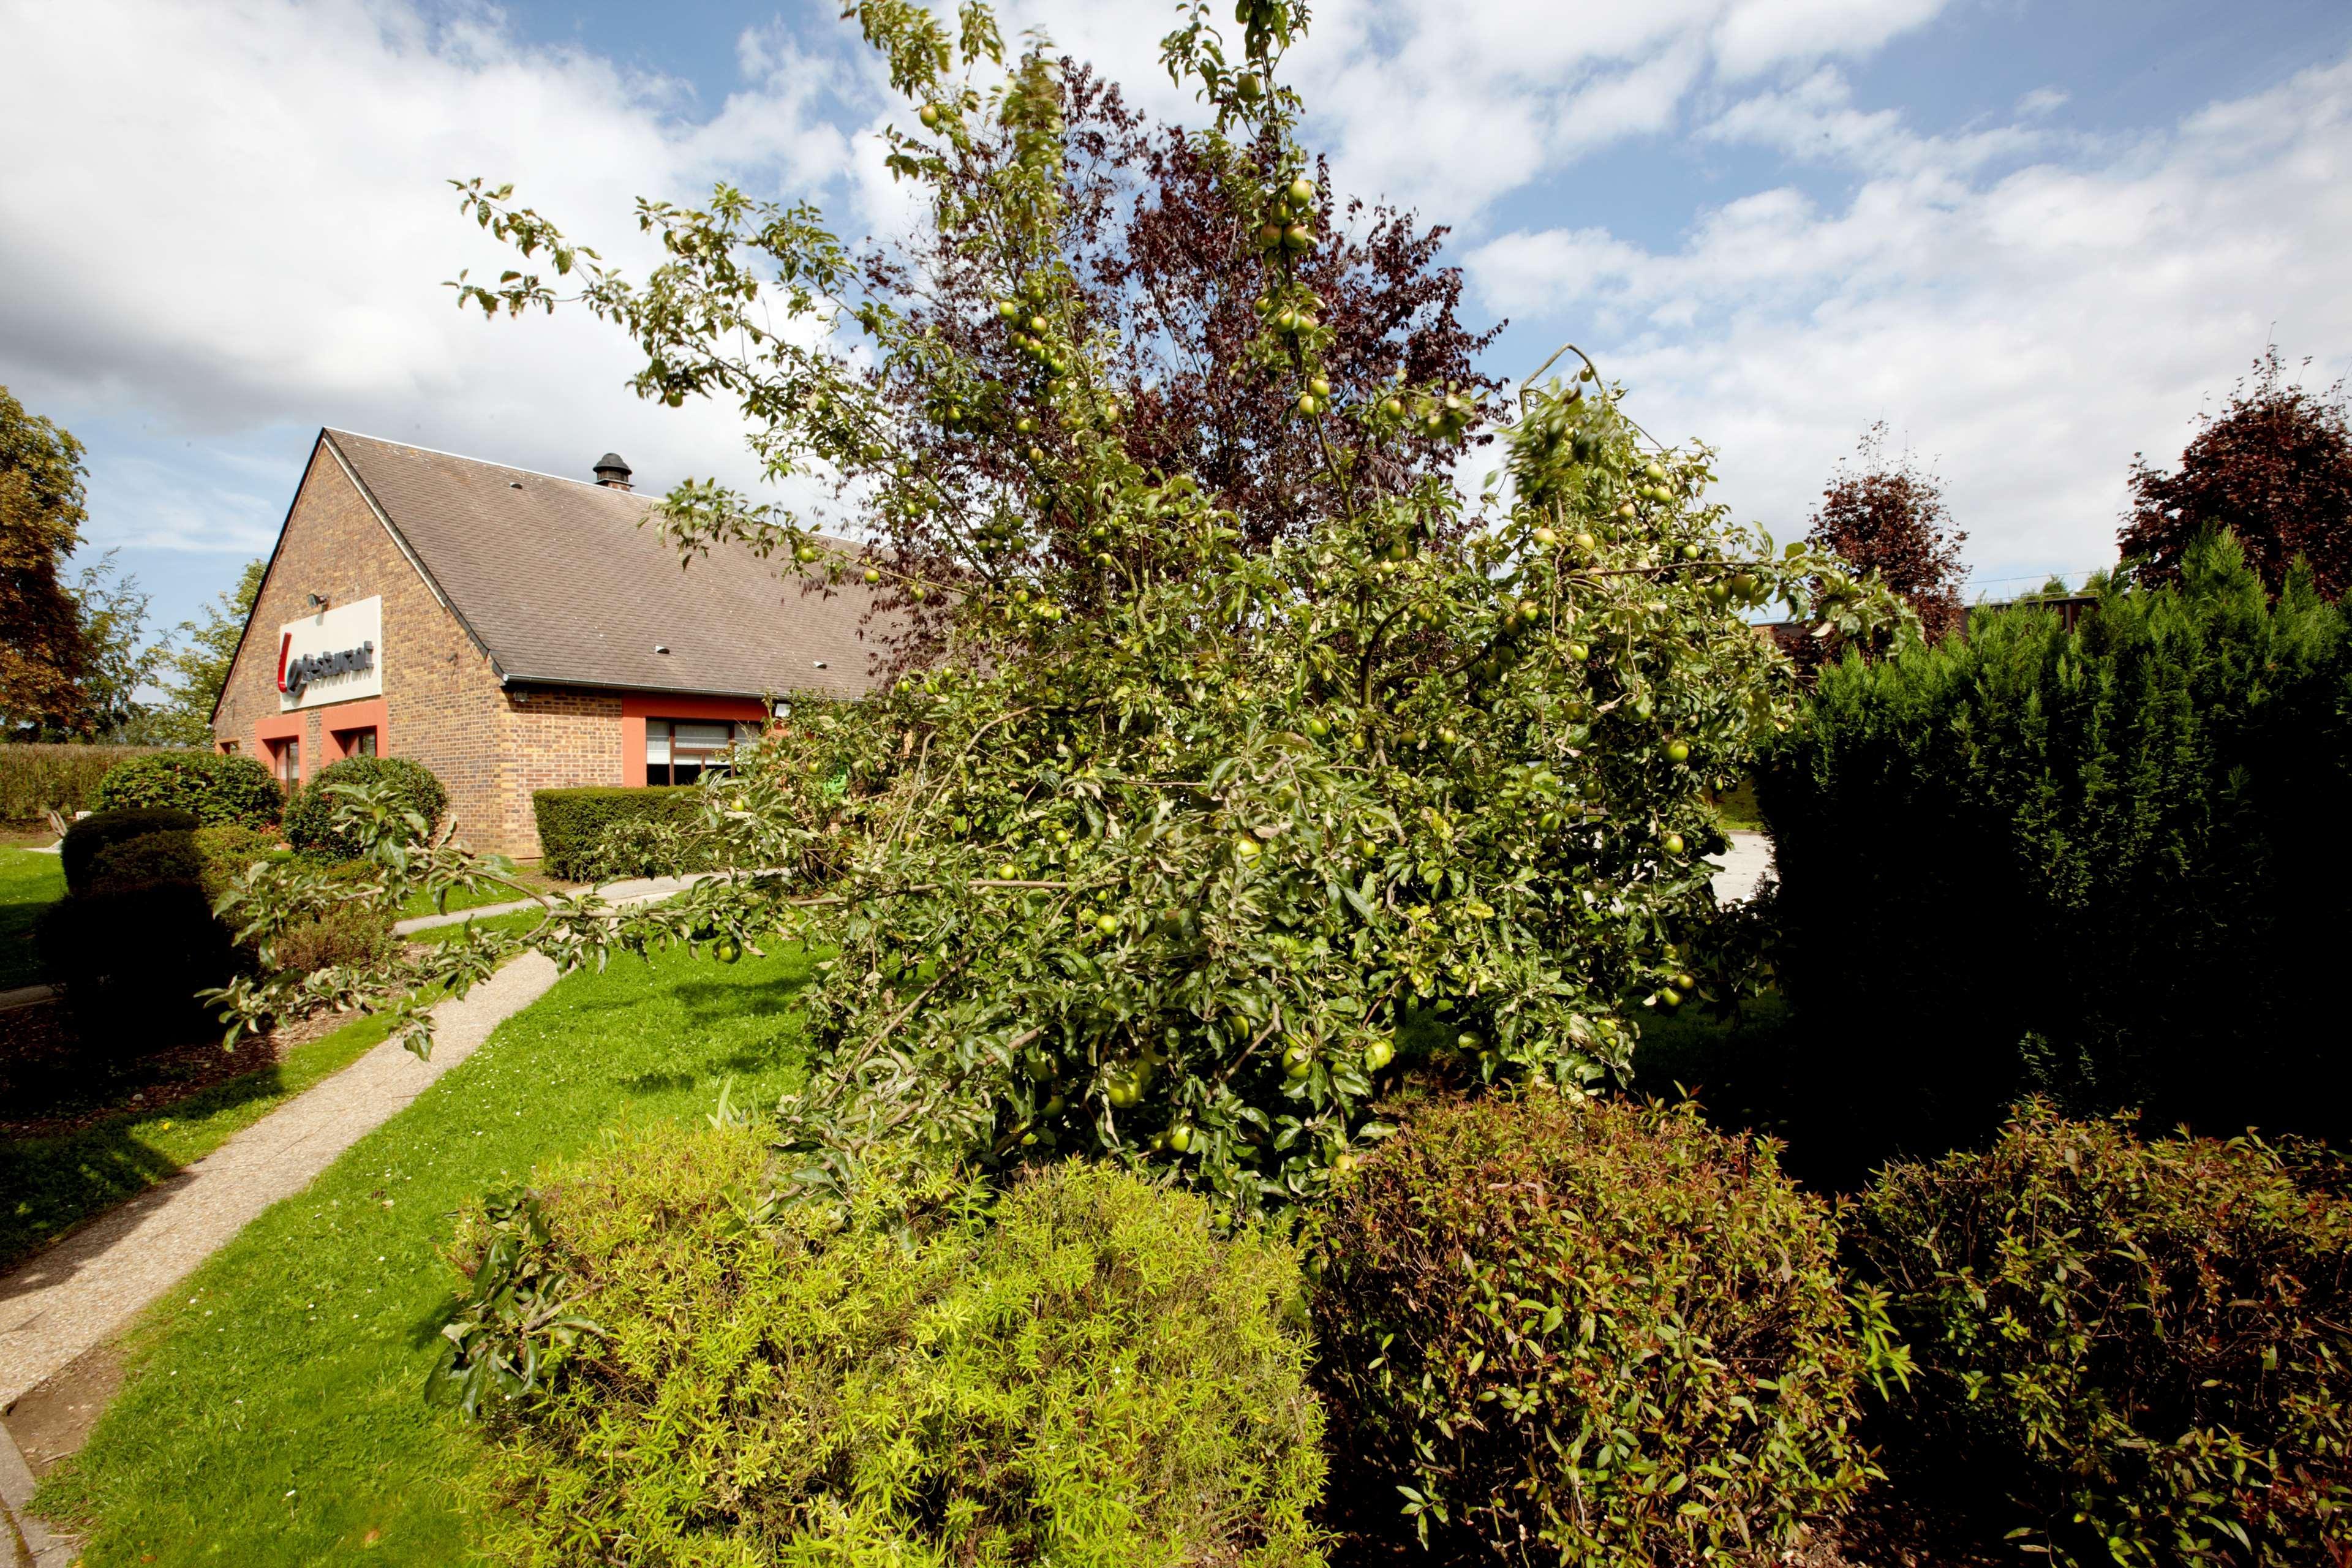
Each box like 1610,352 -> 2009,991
445,1123 -> 1329,1566
1308,1091 -> 1894,1566
60,806 -> 197,894
281,756 -> 447,861
48,809 -> 246,1039
37,881 -> 235,1041
83,829 -> 205,894
529,786 -> 699,881
1849,1104 -> 2352,1567
0,742 -> 162,823
1758,532 -> 2352,1171
91,750 -> 281,827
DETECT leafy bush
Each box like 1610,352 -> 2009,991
439,1125 -> 1329,1566
191,822 -> 283,896
1849,1103 -> 2352,1567
269,905 -> 394,976
0,742 -> 162,824
59,807 -> 198,895
91,750 -> 281,827
1758,532 -> 2352,1167
530,786 -> 701,881
1308,1091 -> 1895,1565
282,756 -> 447,861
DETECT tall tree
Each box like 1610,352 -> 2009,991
0,386 -> 92,735
224,0 -> 1912,1218
148,557 -> 266,745
1800,423 -> 1967,653
2118,347 -> 2352,598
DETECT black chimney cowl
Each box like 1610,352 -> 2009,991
593,453 -> 633,490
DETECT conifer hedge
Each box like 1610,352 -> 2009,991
1758,533 -> 2351,1166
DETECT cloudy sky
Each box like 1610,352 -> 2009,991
4,0 -> 2349,639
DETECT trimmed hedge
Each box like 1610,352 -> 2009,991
282,756 -> 447,861
442,1126 -> 1329,1566
1309,1091 -> 1891,1565
1851,1103 -> 2352,1567
531,786 -> 699,881
0,742 -> 163,824
91,751 -> 281,827
61,808 -> 200,895
1757,531 -> 2352,1166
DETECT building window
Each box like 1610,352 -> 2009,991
270,736 -> 301,790
337,727 -> 379,757
646,718 -> 752,785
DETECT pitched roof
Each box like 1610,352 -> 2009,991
322,429 -> 894,701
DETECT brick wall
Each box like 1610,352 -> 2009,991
496,687 -> 625,853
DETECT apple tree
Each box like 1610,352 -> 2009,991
205,0 -> 1910,1218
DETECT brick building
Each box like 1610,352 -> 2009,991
213,429 -> 891,858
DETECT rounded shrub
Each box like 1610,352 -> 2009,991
91,751 -> 281,827
1308,1091 -> 1890,1566
437,1125 -> 1329,1567
59,806 -> 199,894
282,755 -> 447,861
38,824 -> 245,1045
84,830 -> 206,895
1849,1102 -> 2352,1567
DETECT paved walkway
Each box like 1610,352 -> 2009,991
391,873 -> 693,935
1710,830 -> 1774,905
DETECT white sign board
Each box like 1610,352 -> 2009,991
277,596 -> 383,711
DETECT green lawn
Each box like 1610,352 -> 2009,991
37,940 -> 814,1566
0,1012 -> 396,1274
1709,778 -> 1766,835
0,846 -> 66,988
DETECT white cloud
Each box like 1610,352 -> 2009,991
983,0 -> 1959,219
0,0 -> 880,559
1465,55 -> 2352,582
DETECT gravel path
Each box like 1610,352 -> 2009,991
1711,830 -> 1774,905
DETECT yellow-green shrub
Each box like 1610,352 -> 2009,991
439,1125 -> 1328,1567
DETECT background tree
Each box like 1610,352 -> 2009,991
147,557 -> 265,745
1797,422 -> 1967,654
64,551 -> 168,742
2118,347 -> 2352,598
0,386 -> 93,736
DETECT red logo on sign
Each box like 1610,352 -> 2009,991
276,632 -> 292,693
